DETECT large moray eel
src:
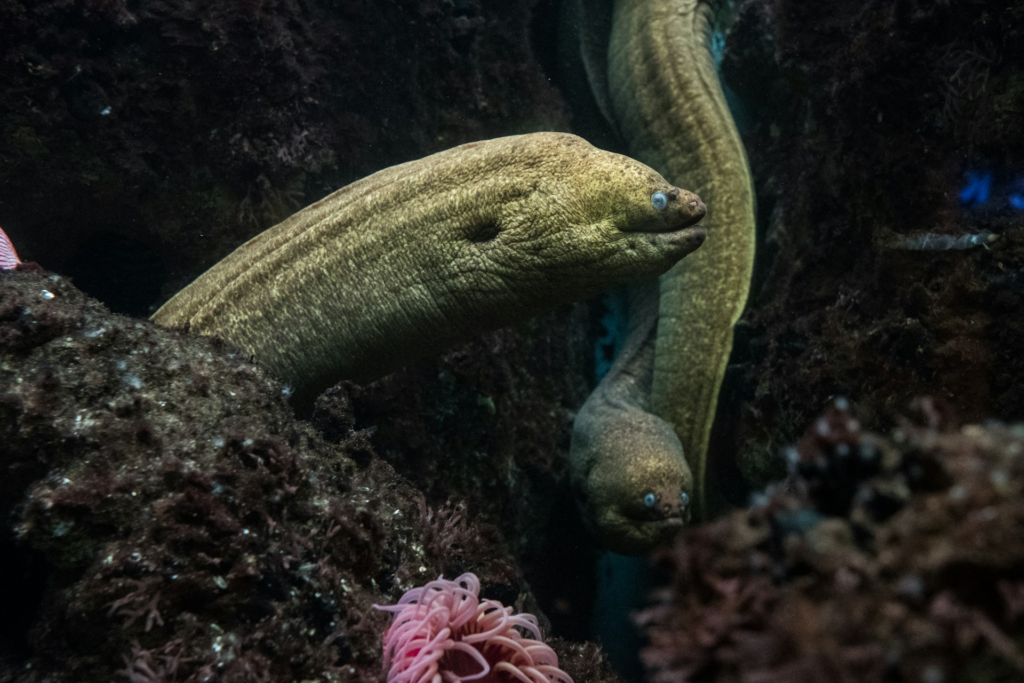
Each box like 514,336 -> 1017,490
567,0 -> 755,532
153,132 -> 707,404
607,0 -> 756,521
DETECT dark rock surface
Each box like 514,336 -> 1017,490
640,399 -> 1024,683
0,268 -> 613,682
714,0 -> 1024,494
311,301 -> 604,642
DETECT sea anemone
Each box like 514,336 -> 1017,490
375,573 -> 573,683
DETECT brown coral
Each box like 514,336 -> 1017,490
639,400 -> 1024,682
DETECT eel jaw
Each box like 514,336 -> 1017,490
648,225 -> 707,256
595,506 -> 690,556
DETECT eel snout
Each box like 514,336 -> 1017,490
685,198 -> 707,221
654,225 -> 706,259
674,192 -> 707,229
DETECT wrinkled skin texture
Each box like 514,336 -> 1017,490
571,281 -> 693,555
153,133 -> 706,402
608,0 -> 756,520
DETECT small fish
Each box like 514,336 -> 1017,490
0,227 -> 21,270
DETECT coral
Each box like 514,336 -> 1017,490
412,498 -> 513,584
375,573 -> 572,683
637,399 -> 1024,682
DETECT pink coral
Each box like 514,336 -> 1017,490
375,573 -> 573,683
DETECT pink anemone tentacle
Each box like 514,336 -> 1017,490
374,573 -> 574,683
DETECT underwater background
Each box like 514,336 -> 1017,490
3,0 -> 1024,681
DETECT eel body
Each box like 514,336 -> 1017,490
570,280 -> 692,555
607,0 -> 756,520
153,132 -> 707,402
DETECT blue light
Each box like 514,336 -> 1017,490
1010,194 -> 1024,210
711,31 -> 726,67
959,172 -> 992,205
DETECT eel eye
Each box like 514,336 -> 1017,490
680,492 -> 690,507
651,191 -> 668,211
644,493 -> 657,508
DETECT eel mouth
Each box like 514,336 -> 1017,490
652,225 -> 707,251
646,516 -> 687,538
627,512 -> 688,530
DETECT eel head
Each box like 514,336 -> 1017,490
565,146 -> 709,279
571,395 -> 693,556
484,135 -> 707,296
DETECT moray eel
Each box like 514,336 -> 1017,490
607,0 -> 756,520
152,132 -> 707,404
570,280 -> 692,555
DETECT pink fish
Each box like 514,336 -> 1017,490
0,227 -> 21,270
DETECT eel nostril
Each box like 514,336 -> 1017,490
689,200 -> 698,210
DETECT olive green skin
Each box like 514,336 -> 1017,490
153,133 -> 707,402
608,0 -> 757,521
570,281 -> 692,555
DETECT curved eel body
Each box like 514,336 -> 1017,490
153,132 -> 707,403
607,0 -> 756,520
570,280 -> 692,555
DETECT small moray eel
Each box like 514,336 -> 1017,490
608,0 -> 756,520
570,280 -> 692,555
152,133 -> 707,403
